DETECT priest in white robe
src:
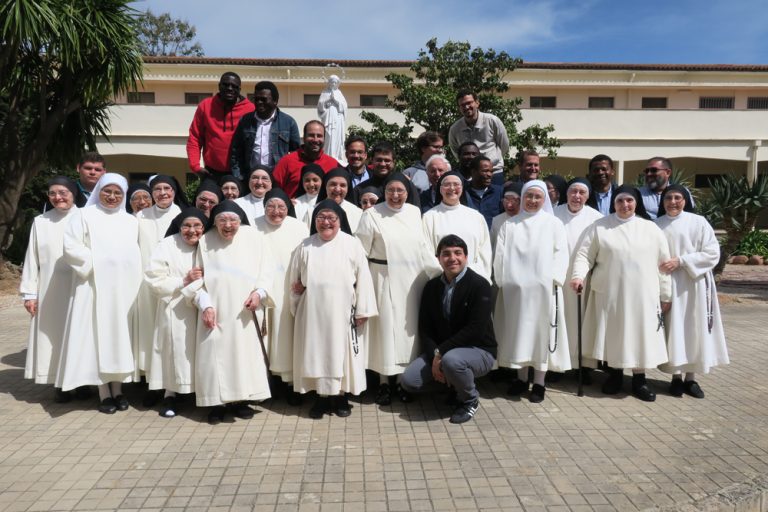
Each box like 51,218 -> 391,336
136,175 -> 184,390
234,166 -> 272,223
58,173 -> 142,414
571,185 -> 671,402
356,174 -> 439,406
656,185 -> 728,399
20,177 -> 79,402
190,200 -> 275,424
553,178 -> 603,373
289,199 -> 377,419
422,172 -> 492,282
144,208 -> 207,418
310,167 -> 363,232
493,180 -> 570,403
254,189 -> 309,404
294,164 -> 323,226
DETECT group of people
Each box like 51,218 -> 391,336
18,74 -> 728,425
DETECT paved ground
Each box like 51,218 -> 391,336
0,299 -> 766,512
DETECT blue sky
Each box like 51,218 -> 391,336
134,0 -> 768,64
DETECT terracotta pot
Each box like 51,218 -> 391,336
731,255 -> 749,264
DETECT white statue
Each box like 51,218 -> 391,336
317,74 -> 347,164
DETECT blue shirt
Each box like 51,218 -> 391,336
465,184 -> 503,228
595,189 -> 612,216
441,267 -> 469,319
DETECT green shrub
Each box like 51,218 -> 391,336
734,230 -> 768,258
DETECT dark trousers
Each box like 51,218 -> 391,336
401,347 -> 495,403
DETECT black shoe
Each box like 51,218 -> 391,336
207,406 -> 226,425
396,384 -> 413,403
98,397 -> 117,414
684,380 -> 705,399
309,397 -> 330,419
114,395 -> 129,411
375,383 -> 392,405
54,388 -> 72,403
669,378 -> 684,397
332,395 -> 352,417
74,386 -> 92,400
632,374 -> 656,402
602,369 -> 624,395
546,371 -> 563,383
449,399 -> 479,424
507,378 -> 529,396
159,397 -> 177,418
142,389 -> 161,408
227,402 -> 255,419
529,384 -> 546,403
286,388 -> 303,406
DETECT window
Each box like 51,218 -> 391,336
699,97 -> 734,109
127,92 -> 155,104
530,96 -> 557,108
642,97 -> 668,109
747,97 -> 768,109
360,95 -> 388,107
303,94 -> 320,106
185,92 -> 213,105
588,97 -> 614,109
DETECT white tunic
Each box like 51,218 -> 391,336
144,235 -> 202,393
193,226 -> 275,406
422,202 -> 492,282
254,216 -> 309,383
490,212 -> 512,256
554,203 -> 603,367
57,205 -> 142,390
356,203 -> 439,375
234,193 -> 265,224
288,232 -> 377,395
493,210 -> 571,371
572,215 -> 672,369
136,203 -> 181,375
294,193 -> 318,227
20,207 -> 78,384
655,212 -> 728,374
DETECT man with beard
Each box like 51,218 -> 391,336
455,142 -> 480,180
639,156 -> 692,219
229,80 -> 300,178
272,121 -> 339,197
344,135 -> 370,188
465,156 -> 502,228
352,141 -> 420,208
187,72 -> 255,178
586,154 -> 617,216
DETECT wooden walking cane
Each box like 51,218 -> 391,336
252,307 -> 271,381
577,285 -> 584,397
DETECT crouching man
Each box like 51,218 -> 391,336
401,234 -> 497,424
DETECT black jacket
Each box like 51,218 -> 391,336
419,267 -> 497,359
586,183 -> 616,213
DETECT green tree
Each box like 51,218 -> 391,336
136,9 -> 204,57
348,38 -> 560,171
0,0 -> 144,259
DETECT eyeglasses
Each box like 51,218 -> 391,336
47,190 -> 71,197
440,183 -> 462,189
429,144 -> 444,151
265,204 -> 288,212
196,198 -> 218,205
385,188 -> 407,196
643,167 -> 669,174
316,215 -> 339,223
180,224 -> 203,231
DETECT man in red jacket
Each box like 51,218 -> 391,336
272,120 -> 339,197
186,72 -> 255,178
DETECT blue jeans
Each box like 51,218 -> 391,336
401,347 -> 495,403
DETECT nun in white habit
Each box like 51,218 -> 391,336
144,208 -> 207,417
311,167 -> 363,232
570,185 -> 671,402
20,177 -> 79,401
294,163 -> 323,227
553,178 -> 603,372
493,179 -> 570,403
253,189 -> 309,403
190,200 -> 275,424
422,172 -> 492,282
655,185 -> 728,398
288,199 -> 377,419
58,173 -> 142,414
234,165 -> 272,223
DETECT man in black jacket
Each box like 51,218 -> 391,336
401,234 -> 497,424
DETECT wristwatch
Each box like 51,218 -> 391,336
434,348 -> 440,357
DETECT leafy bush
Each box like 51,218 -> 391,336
734,229 -> 768,258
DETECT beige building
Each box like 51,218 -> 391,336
101,56 -> 768,188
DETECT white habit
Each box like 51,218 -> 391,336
294,193 -> 318,228
144,234 -> 203,393
254,216 -> 309,383
490,212 -> 512,256
20,207 -> 78,384
422,202 -> 492,282
57,205 -> 141,391
234,193 -> 265,224
288,232 -> 377,395
655,212 -> 728,374
493,210 -> 571,371
554,203 -> 603,367
192,226 -> 275,406
303,199 -> 362,232
571,214 -> 672,369
356,203 -> 438,375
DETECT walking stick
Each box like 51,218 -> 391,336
252,308 -> 271,381
577,285 -> 584,397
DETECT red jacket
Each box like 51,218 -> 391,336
273,148 -> 339,197
186,95 -> 255,174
